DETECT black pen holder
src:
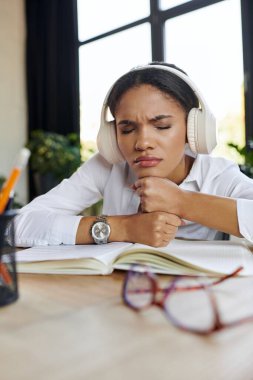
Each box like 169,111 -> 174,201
0,212 -> 18,307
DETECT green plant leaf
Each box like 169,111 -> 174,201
26,130 -> 93,181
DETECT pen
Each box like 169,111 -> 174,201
0,148 -> 31,214
4,190 -> 14,212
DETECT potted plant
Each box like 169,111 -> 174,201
228,140 -> 253,178
26,130 -> 103,214
26,130 -> 84,195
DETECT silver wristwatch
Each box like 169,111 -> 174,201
90,215 -> 111,244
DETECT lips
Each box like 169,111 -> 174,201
134,156 -> 162,168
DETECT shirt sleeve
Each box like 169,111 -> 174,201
15,154 -> 112,247
237,199 -> 253,242
218,165 -> 253,242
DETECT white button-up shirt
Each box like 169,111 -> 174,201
15,153 -> 253,246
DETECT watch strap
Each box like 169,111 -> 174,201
96,215 -> 108,224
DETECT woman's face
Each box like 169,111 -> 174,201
115,84 -> 188,183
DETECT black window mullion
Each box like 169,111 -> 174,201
78,18 -> 150,47
150,0 -> 164,61
160,0 -> 223,20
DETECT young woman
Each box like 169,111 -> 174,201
15,63 -> 253,247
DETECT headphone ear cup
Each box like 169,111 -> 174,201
187,108 -> 199,154
187,108 -> 217,154
97,120 -> 125,164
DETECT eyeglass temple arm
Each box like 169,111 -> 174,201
211,266 -> 243,287
125,266 -> 244,296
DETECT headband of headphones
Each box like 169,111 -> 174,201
97,64 -> 217,164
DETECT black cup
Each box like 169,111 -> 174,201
0,211 -> 18,307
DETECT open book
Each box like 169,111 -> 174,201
16,239 -> 253,276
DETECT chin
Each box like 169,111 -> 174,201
135,167 -> 168,179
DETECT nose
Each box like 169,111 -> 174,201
135,127 -> 155,151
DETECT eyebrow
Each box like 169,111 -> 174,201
150,114 -> 173,121
117,120 -> 133,126
117,114 -> 173,126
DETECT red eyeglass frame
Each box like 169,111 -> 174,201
122,265 -> 253,335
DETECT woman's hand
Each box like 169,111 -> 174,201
131,177 -> 241,238
133,177 -> 183,215
118,211 -> 182,247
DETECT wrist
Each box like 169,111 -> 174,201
171,187 -> 187,218
179,190 -> 194,220
107,215 -> 130,242
76,216 -> 96,244
174,188 -> 187,219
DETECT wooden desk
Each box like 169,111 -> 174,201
1,271 -> 253,380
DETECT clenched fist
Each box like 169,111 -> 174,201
133,176 -> 183,216
123,211 -> 182,247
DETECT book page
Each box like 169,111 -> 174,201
114,240 -> 253,276
16,242 -> 132,262
16,242 -> 133,274
16,239 -> 253,276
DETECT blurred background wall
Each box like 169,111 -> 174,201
0,0 -> 27,205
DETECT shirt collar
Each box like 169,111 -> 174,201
181,154 -> 201,189
125,163 -> 137,187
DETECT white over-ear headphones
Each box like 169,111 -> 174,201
97,64 -> 217,164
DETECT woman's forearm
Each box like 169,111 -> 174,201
134,177 -> 242,238
75,215 -> 129,244
76,212 -> 182,247
179,191 -> 241,237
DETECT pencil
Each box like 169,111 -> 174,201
0,148 -> 30,214
0,262 -> 12,286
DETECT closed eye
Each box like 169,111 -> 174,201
156,125 -> 172,130
121,128 -> 134,134
117,120 -> 136,134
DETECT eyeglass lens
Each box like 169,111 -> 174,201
164,278 -> 216,332
209,278 -> 253,324
124,271 -> 154,309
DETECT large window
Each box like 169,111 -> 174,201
164,0 -> 244,160
78,0 -> 150,40
77,0 -> 247,162
78,0 -> 151,144
79,24 -> 151,142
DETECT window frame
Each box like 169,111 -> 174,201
77,0 -> 253,145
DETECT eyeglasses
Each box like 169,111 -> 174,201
122,265 -> 253,335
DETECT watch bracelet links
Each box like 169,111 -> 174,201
96,215 -> 108,224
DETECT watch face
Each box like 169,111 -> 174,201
92,221 -> 110,242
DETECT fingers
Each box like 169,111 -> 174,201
164,213 -> 182,227
152,214 -> 179,246
132,179 -> 143,190
132,177 -> 168,191
151,211 -> 183,228
130,179 -> 144,192
131,177 -> 181,217
159,229 -> 178,247
131,178 -> 151,194
131,212 -> 180,247
134,186 -> 145,198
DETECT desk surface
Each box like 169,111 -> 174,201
1,271 -> 253,380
